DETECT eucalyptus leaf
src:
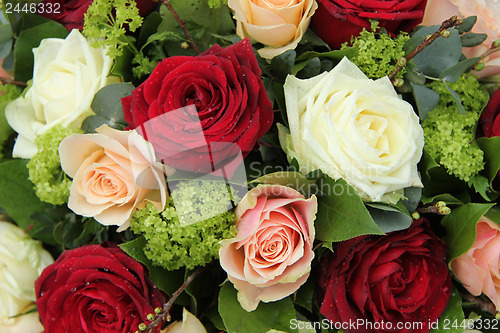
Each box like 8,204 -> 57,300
441,203 -> 494,261
0,23 -> 13,58
412,83 -> 440,120
0,159 -> 50,229
271,49 -> 296,80
366,202 -> 412,233
84,83 -> 134,132
296,57 -> 322,78
443,81 -> 466,115
439,57 -> 480,83
458,16 -> 477,34
402,187 -> 422,213
405,65 -> 426,85
460,33 -> 487,47
410,26 -> 462,78
218,283 -> 298,333
315,176 -> 383,242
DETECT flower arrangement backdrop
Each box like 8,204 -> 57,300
1,0 -> 500,332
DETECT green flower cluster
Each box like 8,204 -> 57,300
0,83 -> 22,103
207,0 -> 227,8
83,0 -> 143,58
422,75 -> 489,181
130,181 -> 238,270
342,23 -> 409,79
27,125 -> 82,205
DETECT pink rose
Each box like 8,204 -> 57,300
451,216 -> 500,311
219,185 -> 317,311
59,125 -> 170,231
422,0 -> 500,79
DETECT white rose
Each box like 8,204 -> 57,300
0,220 -> 53,332
162,308 -> 207,333
279,57 -> 424,202
5,29 -> 114,159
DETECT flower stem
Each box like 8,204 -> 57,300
388,16 -> 462,82
0,77 -> 27,87
158,0 -> 201,54
459,290 -> 499,318
144,267 -> 205,332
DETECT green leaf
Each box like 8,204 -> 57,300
120,237 -> 187,298
82,83 -> 134,132
271,49 -> 296,81
402,187 -> 422,213
430,288 -> 464,333
405,63 -> 426,85
468,174 -> 491,201
421,193 -> 464,205
294,275 -> 315,312
138,12 -> 162,47
409,26 -> 462,78
366,203 -> 412,233
0,159 -> 50,229
458,16 -> 477,34
295,48 -> 357,62
477,136 -> 500,184
443,81 -> 466,115
439,57 -> 480,83
441,203 -> 494,261
218,283 -> 299,333
412,83 -> 440,120
140,31 -> 184,52
294,57 -> 322,79
485,205 -> 500,225
460,33 -> 487,47
0,101 -> 14,148
249,171 -> 316,197
0,23 -> 13,59
14,20 -> 68,82
315,176 -> 383,242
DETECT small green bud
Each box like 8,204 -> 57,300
154,307 -> 162,314
474,62 -> 485,71
438,206 -> 451,215
397,57 -> 407,66
493,39 -> 500,48
441,30 -> 452,38
181,42 -> 190,49
411,212 -> 420,220
138,323 -> 147,331
147,313 -> 155,321
392,78 -> 404,87
495,312 -> 500,320
435,201 -> 446,208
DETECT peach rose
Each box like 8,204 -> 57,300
451,216 -> 500,310
219,184 -> 317,311
228,0 -> 318,59
59,125 -> 171,231
422,0 -> 500,80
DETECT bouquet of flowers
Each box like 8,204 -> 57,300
1,0 -> 500,332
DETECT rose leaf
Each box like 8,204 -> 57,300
218,283 -> 299,333
315,176 -> 384,242
477,136 -> 500,185
441,203 -> 495,261
0,159 -> 50,229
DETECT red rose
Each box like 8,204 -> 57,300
311,0 -> 428,49
479,88 -> 500,138
35,243 -> 166,333
318,218 -> 451,333
39,0 -> 158,31
121,38 -> 274,173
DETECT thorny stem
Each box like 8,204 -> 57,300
388,16 -> 462,82
158,0 -> 201,54
145,267 -> 205,332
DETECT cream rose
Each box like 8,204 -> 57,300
59,125 -> 171,231
0,220 -> 53,332
279,57 -> 424,202
451,216 -> 500,311
422,0 -> 500,80
162,308 -> 207,333
5,29 -> 114,159
219,184 -> 317,311
228,0 -> 317,59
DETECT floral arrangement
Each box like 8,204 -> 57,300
1,0 -> 500,333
